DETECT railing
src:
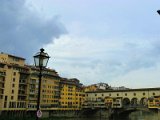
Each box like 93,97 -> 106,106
123,104 -> 147,109
82,102 -> 149,109
0,72 -> 5,76
0,79 -> 5,83
0,84 -> 4,89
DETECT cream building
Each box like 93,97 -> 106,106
85,88 -> 160,108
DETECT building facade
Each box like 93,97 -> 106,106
0,52 -> 85,112
59,78 -> 85,110
84,88 -> 160,109
0,52 -> 29,111
27,66 -> 61,110
1,52 -> 160,113
84,83 -> 110,92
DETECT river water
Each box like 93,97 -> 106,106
1,110 -> 159,120
50,111 -> 160,120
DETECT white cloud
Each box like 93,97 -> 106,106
1,0 -> 160,89
27,0 -> 160,88
45,35 -> 123,59
44,35 -> 160,87
44,35 -> 120,84
111,64 -> 160,88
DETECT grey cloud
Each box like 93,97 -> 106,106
0,0 -> 67,61
70,40 -> 160,81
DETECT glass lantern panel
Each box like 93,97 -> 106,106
39,56 -> 43,67
34,56 -> 39,67
42,57 -> 49,67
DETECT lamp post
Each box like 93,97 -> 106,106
157,10 -> 160,15
33,48 -> 50,120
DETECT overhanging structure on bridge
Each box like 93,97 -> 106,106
83,87 -> 160,109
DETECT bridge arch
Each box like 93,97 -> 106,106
117,108 -> 151,118
131,98 -> 138,106
140,97 -> 147,106
122,98 -> 130,107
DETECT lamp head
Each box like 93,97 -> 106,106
33,48 -> 50,68
157,10 -> 160,15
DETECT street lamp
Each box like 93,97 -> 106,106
157,10 -> 160,15
33,48 -> 50,120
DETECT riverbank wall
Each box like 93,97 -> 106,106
0,109 -> 111,119
0,108 -> 158,119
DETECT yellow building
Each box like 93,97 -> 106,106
84,84 -> 97,92
0,52 -> 29,111
0,52 -> 89,113
59,78 -> 84,110
0,52 -> 61,111
104,97 -> 113,108
27,66 -> 61,110
148,96 -> 160,109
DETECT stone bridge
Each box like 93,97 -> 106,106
84,87 -> 160,108
112,105 -> 149,114
83,87 -> 160,117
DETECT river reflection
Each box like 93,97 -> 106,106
112,111 -> 159,120
128,111 -> 159,120
52,111 -> 160,120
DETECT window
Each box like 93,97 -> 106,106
13,57 -> 19,62
4,102 -> 7,108
102,94 -> 104,96
143,93 -> 145,96
5,96 -> 7,101
13,78 -> 15,82
12,90 -> 14,94
95,94 -> 97,96
125,93 -> 127,96
13,72 -> 16,76
117,94 -> 119,96
0,95 -> 3,99
133,93 -> 136,96
11,96 -> 14,100
0,64 -> 4,68
12,84 -> 15,88
109,93 -> 111,96
153,93 -> 155,96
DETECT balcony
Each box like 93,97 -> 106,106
0,90 -> 4,95
19,85 -> 26,90
19,79 -> 27,85
18,90 -> 27,96
0,78 -> 5,83
0,72 -> 5,77
19,82 -> 27,85
29,97 -> 37,101
18,96 -> 27,101
0,68 -> 4,71
18,93 -> 27,96
0,84 -> 4,89
29,91 -> 35,94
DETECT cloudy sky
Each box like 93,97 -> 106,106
1,0 -> 160,88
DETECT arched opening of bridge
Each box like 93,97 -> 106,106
131,98 -> 138,106
140,97 -> 147,107
122,98 -> 130,108
117,109 -> 152,120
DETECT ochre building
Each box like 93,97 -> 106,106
59,78 -> 85,110
0,52 -> 84,113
